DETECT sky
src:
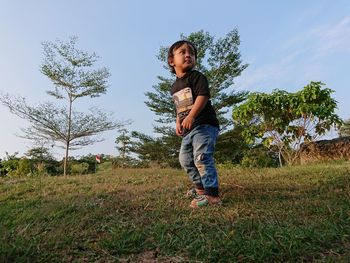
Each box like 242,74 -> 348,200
1,0 -> 350,160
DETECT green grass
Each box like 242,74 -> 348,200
1,164 -> 350,262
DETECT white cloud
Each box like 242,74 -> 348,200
313,16 -> 350,56
235,50 -> 301,92
236,15 -> 350,92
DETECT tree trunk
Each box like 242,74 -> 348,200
63,142 -> 69,176
63,97 -> 73,176
278,148 -> 283,168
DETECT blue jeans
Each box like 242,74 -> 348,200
179,124 -> 220,196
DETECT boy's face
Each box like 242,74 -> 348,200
169,43 -> 196,76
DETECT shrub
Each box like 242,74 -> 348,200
70,162 -> 89,175
0,159 -> 19,176
241,147 -> 278,168
16,158 -> 33,176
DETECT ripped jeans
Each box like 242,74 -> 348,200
179,124 -> 220,197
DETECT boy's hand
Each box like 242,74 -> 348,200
181,115 -> 195,130
176,122 -> 183,136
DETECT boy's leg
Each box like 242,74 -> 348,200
191,125 -> 219,197
179,134 -> 204,190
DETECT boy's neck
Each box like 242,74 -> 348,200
176,69 -> 192,78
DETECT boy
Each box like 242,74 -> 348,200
168,40 -> 221,208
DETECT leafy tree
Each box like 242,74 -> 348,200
25,147 -> 54,162
0,37 -> 121,176
135,29 -> 248,166
232,81 -> 342,166
129,127 -> 180,168
339,118 -> 350,137
25,146 -> 60,176
146,29 -> 248,129
215,124 -> 250,164
115,127 -> 136,168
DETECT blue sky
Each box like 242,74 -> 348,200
1,0 -> 349,159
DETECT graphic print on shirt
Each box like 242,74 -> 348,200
172,87 -> 193,121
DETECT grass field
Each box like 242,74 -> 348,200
1,163 -> 350,262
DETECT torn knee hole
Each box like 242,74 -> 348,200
195,153 -> 205,162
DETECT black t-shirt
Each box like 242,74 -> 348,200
171,70 -> 219,134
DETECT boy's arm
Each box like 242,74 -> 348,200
181,95 -> 208,130
175,115 -> 183,136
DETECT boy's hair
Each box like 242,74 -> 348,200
167,40 -> 197,74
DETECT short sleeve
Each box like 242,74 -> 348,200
190,71 -> 210,97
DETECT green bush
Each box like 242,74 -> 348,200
70,162 -> 89,175
241,147 -> 278,168
0,159 -> 19,176
16,158 -> 33,176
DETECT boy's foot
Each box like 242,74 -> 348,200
190,195 -> 222,208
185,188 -> 205,198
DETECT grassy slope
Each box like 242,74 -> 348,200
1,164 -> 350,262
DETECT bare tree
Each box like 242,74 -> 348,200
0,37 -> 122,175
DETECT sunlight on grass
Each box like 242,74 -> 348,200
1,164 -> 350,262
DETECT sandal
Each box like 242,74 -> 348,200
190,195 -> 222,208
185,187 -> 205,198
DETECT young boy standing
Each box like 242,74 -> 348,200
168,40 -> 221,208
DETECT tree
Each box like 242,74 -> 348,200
146,29 -> 248,129
339,118 -> 350,137
25,146 -> 54,162
135,29 -> 248,166
25,146 -> 59,176
214,125 -> 250,164
232,81 -> 342,166
0,37 -> 121,176
130,130 -> 177,167
115,127 -> 135,168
